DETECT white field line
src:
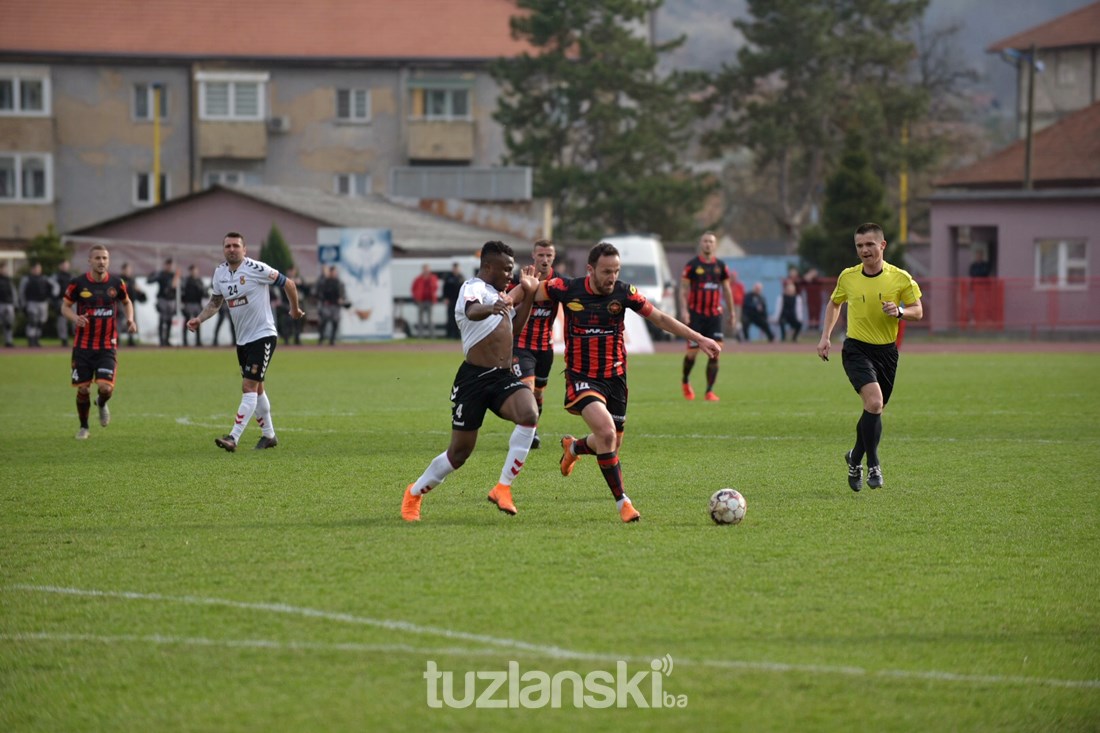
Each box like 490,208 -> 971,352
6,585 -> 1098,690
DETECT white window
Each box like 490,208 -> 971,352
0,67 -> 51,116
203,170 -> 245,187
335,173 -> 371,197
1035,238 -> 1087,289
336,88 -> 370,122
0,152 -> 52,202
134,172 -> 169,206
423,88 -> 469,120
133,83 -> 168,121
196,71 -> 268,120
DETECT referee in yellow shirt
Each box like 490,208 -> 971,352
817,223 -> 923,491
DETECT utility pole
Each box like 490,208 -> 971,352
1023,45 -> 1036,190
153,83 -> 163,204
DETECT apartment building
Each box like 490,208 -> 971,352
0,0 -> 529,246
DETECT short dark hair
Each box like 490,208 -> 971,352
224,231 -> 245,244
855,222 -> 884,238
480,240 -> 514,265
533,238 -> 554,250
588,242 -> 619,266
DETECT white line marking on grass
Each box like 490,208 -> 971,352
7,585 -> 1099,690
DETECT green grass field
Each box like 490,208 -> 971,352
1,345 -> 1098,732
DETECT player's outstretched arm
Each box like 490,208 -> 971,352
646,307 -> 721,357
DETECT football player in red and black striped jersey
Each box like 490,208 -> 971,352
678,231 -> 735,401
537,242 -> 721,523
61,245 -> 136,440
507,238 -> 560,449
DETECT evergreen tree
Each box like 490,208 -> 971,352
260,224 -> 294,274
705,0 -> 929,251
799,132 -> 899,277
491,0 -> 710,240
23,223 -> 70,275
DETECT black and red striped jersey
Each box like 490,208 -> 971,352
64,273 -> 130,350
509,269 -> 560,352
543,276 -> 653,378
682,256 -> 730,317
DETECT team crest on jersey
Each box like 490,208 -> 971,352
80,289 -> 92,299
566,301 -> 584,312
107,287 -> 117,298
607,301 -> 623,315
240,275 -> 246,285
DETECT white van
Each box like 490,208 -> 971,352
600,235 -> 677,339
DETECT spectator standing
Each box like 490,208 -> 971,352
180,264 -> 207,346
442,262 -> 464,339
775,280 -> 804,342
741,282 -> 775,342
0,261 -> 16,347
729,270 -> 745,342
316,265 -> 348,345
411,264 -> 440,338
19,262 -> 51,347
281,266 -> 307,345
51,260 -> 73,347
149,258 -> 179,346
118,262 -> 147,346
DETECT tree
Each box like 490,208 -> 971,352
23,223 -> 71,275
799,131 -> 899,277
491,0 -> 710,240
260,223 -> 294,274
704,0 -> 930,252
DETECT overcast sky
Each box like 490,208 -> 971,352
655,0 -> 1095,108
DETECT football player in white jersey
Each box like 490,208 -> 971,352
401,241 -> 540,521
186,232 -> 304,452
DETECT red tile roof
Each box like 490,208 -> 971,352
933,101 -> 1100,188
1,0 -> 530,61
987,1 -> 1100,52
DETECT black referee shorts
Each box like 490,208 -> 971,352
841,338 -> 899,405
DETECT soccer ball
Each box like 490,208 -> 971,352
709,488 -> 747,525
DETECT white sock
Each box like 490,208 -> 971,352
230,392 -> 258,441
253,391 -> 275,438
411,452 -> 456,496
499,424 -> 536,487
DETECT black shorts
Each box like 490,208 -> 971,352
236,336 -> 277,382
451,362 -> 530,432
687,313 -> 724,346
841,338 -> 899,405
71,348 -> 118,387
511,347 -> 555,388
563,372 -> 628,432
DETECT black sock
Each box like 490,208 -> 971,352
597,452 -> 625,501
860,410 -> 882,466
852,415 -> 866,465
705,359 -> 719,391
682,356 -> 695,384
77,392 -> 91,428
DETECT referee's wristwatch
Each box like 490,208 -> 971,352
896,303 -> 905,319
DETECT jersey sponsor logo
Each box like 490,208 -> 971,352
703,282 -> 720,290
228,295 -> 249,308
531,306 -> 553,317
566,301 -> 584,312
695,266 -> 705,275
79,289 -> 92,299
607,301 -> 623,315
580,326 -> 615,335
89,307 -> 114,317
